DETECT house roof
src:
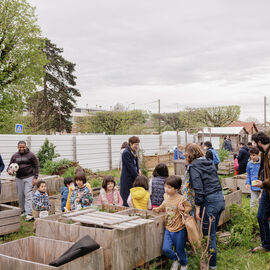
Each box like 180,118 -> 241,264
198,126 -> 248,135
228,121 -> 258,134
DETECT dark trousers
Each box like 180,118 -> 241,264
238,163 -> 247,174
257,189 -> 270,250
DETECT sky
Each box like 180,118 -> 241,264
28,0 -> 270,122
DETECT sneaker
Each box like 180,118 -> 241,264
21,212 -> 26,217
180,266 -> 188,270
170,260 -> 179,270
25,214 -> 34,221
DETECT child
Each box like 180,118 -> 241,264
32,180 -> 50,219
245,147 -> 261,208
234,154 -> 239,176
70,172 -> 93,210
98,176 -> 123,205
61,177 -> 74,212
127,175 -> 151,210
174,145 -> 185,160
149,163 -> 169,209
154,176 -> 191,270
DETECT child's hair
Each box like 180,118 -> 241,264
233,154 -> 237,159
247,142 -> 253,147
152,163 -> 169,178
239,142 -> 245,146
133,175 -> 149,190
74,171 -> 87,184
185,143 -> 204,164
102,176 -> 116,190
37,180 -> 46,189
64,177 -> 73,187
165,176 -> 182,190
204,141 -> 212,148
249,147 -> 260,155
121,141 -> 128,149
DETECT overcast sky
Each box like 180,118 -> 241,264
29,0 -> 270,122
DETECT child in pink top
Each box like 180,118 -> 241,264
98,176 -> 123,206
234,154 -> 239,176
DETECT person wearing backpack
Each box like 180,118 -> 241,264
204,141 -> 220,170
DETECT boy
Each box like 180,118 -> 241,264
61,177 -> 74,212
245,147 -> 261,208
154,176 -> 191,270
32,180 -> 50,219
204,141 -> 220,170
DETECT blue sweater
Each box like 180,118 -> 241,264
246,159 -> 261,192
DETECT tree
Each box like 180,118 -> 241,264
0,0 -> 47,128
28,39 -> 80,134
151,112 -> 185,131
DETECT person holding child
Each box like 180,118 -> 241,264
70,172 -> 93,210
154,176 -> 191,270
127,175 -> 151,210
185,143 -> 225,270
149,163 -> 169,209
98,176 -> 123,206
32,180 -> 50,218
245,147 -> 261,208
61,177 -> 74,212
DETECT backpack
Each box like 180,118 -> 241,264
210,149 -> 220,165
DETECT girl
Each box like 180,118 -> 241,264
154,176 -> 191,270
70,172 -> 93,210
127,175 -> 151,210
185,143 -> 225,270
233,154 -> 239,176
98,176 -> 123,205
149,163 -> 169,209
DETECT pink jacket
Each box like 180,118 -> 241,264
234,158 -> 239,171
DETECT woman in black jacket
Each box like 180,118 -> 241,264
185,143 -> 225,270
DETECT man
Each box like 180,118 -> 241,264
8,141 -> 39,221
237,142 -> 250,174
252,132 -> 270,252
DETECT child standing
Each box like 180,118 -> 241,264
127,175 -> 151,210
149,163 -> 169,209
98,176 -> 123,205
61,177 -> 74,212
234,154 -> 239,176
32,180 -> 50,218
154,176 -> 191,270
245,147 -> 261,208
70,173 -> 93,210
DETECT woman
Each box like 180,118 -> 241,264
120,136 -> 141,206
185,143 -> 225,270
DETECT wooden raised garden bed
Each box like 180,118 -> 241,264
223,174 -> 250,194
0,236 -> 104,270
218,160 -> 234,175
35,206 -> 165,270
173,160 -> 186,176
0,204 -> 21,236
218,190 -> 242,226
143,153 -> 173,169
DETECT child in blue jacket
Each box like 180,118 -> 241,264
173,145 -> 185,160
61,177 -> 74,212
245,147 -> 261,208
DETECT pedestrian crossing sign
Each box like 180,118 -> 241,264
15,124 -> 23,133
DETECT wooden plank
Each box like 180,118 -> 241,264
0,222 -> 21,236
62,208 -> 96,218
104,216 -> 141,225
0,216 -> 20,226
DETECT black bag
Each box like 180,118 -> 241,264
49,235 -> 100,267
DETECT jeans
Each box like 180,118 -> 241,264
201,191 -> 225,268
162,228 -> 188,266
257,189 -> 270,250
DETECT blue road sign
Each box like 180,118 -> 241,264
15,124 -> 23,133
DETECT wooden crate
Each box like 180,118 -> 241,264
173,160 -> 186,176
218,190 -> 242,226
222,177 -> 238,190
143,153 -> 173,169
49,194 -> 62,215
218,161 -> 234,175
33,175 -> 64,195
0,204 -> 21,236
35,206 -> 165,270
0,236 -> 104,270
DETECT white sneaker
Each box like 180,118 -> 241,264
25,214 -> 34,221
170,260 -> 179,270
180,266 -> 188,270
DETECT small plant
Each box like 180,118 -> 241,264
90,178 -> 102,188
62,166 -> 75,178
218,148 -> 230,162
40,159 -> 74,175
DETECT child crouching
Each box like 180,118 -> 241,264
32,180 -> 50,219
154,176 -> 191,270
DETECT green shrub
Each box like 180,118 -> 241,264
40,159 -> 73,175
62,166 -> 75,178
37,139 -> 60,169
218,148 -> 230,162
90,178 -> 102,188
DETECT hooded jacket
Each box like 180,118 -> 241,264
8,148 -> 39,179
188,157 -> 222,206
238,145 -> 250,165
246,158 -> 261,192
130,187 -> 150,210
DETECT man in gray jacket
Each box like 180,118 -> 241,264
8,141 -> 39,221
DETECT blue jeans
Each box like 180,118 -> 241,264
162,228 -> 188,266
201,191 -> 225,268
257,189 -> 270,250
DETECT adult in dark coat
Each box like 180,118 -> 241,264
224,136 -> 232,152
120,136 -> 140,206
237,142 -> 250,174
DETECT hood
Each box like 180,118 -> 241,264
189,157 -> 217,174
130,187 -> 148,200
242,145 -> 249,152
18,147 -> 30,155
250,157 -> 261,164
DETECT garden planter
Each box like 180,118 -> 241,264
143,153 -> 173,169
218,160 -> 234,175
173,160 -> 186,176
0,236 -> 104,270
0,204 -> 21,236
